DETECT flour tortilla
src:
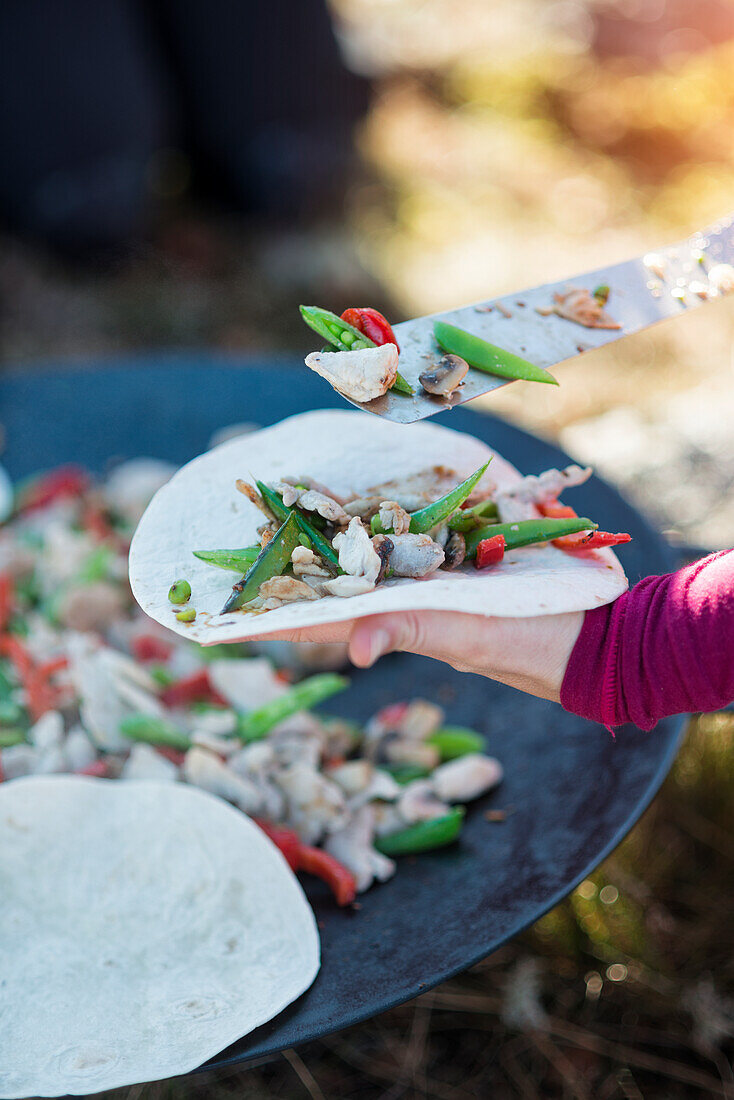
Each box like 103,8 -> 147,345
0,777 -> 319,1098
129,410 -> 627,644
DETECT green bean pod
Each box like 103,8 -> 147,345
448,498 -> 499,532
235,673 -> 349,743
300,304 -> 414,395
382,762 -> 432,785
256,481 -> 341,572
426,727 -> 485,760
371,461 -> 491,535
120,714 -> 191,751
464,516 -> 597,558
193,546 -> 261,572
221,511 -> 301,613
434,321 -> 558,386
0,728 -> 26,748
375,807 -> 466,855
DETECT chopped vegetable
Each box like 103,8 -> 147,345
256,481 -> 340,571
464,516 -> 597,558
193,546 -> 261,572
160,669 -> 227,709
168,579 -> 191,605
15,465 -> 90,513
257,820 -> 357,906
376,807 -> 466,855
119,714 -> 191,751
434,321 -> 558,386
300,304 -> 414,395
221,511 -> 301,613
372,462 -> 491,536
448,498 -> 499,532
175,607 -> 196,623
383,762 -> 432,785
341,307 -> 400,352
475,533 -> 506,569
130,635 -> 173,663
536,500 -> 631,551
427,727 -> 485,760
235,673 -> 349,742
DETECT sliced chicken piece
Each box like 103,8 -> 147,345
378,500 -> 411,536
271,481 -> 349,523
276,761 -> 348,844
207,657 -> 285,712
291,546 -> 331,578
332,516 -> 382,583
62,726 -> 97,771
398,779 -> 451,823
183,746 -> 264,814
343,495 -> 384,521
387,533 -> 445,578
122,743 -> 179,782
28,710 -> 64,751
325,805 -> 396,893
305,343 -> 399,404
329,760 -> 401,809
259,576 -> 321,606
431,753 -> 503,801
322,575 -> 376,598
398,700 -> 445,740
551,287 -> 621,330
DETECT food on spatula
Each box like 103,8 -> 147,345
129,410 -> 630,646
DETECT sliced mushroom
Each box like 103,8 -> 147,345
443,530 -> 466,570
372,534 -> 394,584
419,354 -> 469,396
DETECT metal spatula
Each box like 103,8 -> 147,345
336,212 -> 734,424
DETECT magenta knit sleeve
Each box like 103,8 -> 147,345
560,549 -> 734,730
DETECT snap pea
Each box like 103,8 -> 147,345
382,762 -> 432,785
375,807 -> 466,856
0,728 -> 26,748
120,714 -> 191,751
371,461 -> 491,535
300,304 -> 415,395
235,673 -> 349,743
464,516 -> 597,558
434,321 -> 558,386
448,498 -> 499,532
193,546 -> 261,572
426,727 -> 485,760
175,607 -> 197,623
0,699 -> 24,725
221,511 -> 301,613
256,480 -> 340,572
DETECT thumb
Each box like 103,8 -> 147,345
349,612 -> 428,668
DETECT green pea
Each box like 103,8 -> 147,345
168,579 -> 191,605
175,607 -> 196,623
341,330 -> 355,346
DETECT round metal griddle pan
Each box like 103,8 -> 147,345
0,354 -> 684,1069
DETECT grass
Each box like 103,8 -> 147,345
87,711 -> 734,1100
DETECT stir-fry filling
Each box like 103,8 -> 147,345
198,461 -> 631,615
538,286 -> 621,330
0,459 -> 507,906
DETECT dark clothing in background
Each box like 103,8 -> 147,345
0,0 -> 368,253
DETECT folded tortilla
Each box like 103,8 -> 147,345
0,777 -> 319,1097
129,410 -> 627,644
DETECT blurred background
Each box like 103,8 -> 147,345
2,0 -> 734,1096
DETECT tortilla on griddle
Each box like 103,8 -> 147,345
0,776 -> 319,1097
129,410 -> 627,644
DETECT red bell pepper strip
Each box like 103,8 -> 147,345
0,574 -> 15,632
160,669 -> 228,708
155,746 -> 187,767
77,760 -> 110,777
373,701 -> 409,729
131,634 -> 174,663
255,820 -> 357,906
0,635 -> 64,721
475,533 -> 506,569
537,500 -> 630,551
341,307 -> 400,352
82,504 -> 117,543
17,465 -> 90,513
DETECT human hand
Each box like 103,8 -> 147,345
247,609 -> 585,703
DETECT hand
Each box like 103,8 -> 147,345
247,609 -> 585,703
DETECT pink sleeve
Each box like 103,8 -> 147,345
560,549 -> 734,730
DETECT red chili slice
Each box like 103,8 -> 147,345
76,760 -> 109,778
341,307 -> 400,351
554,530 -> 632,551
538,500 -> 578,520
160,669 -> 228,708
475,533 -> 506,569
0,574 -> 15,633
17,465 -> 90,513
255,820 -> 357,905
131,634 -> 174,663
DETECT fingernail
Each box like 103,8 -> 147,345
365,629 -> 391,666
